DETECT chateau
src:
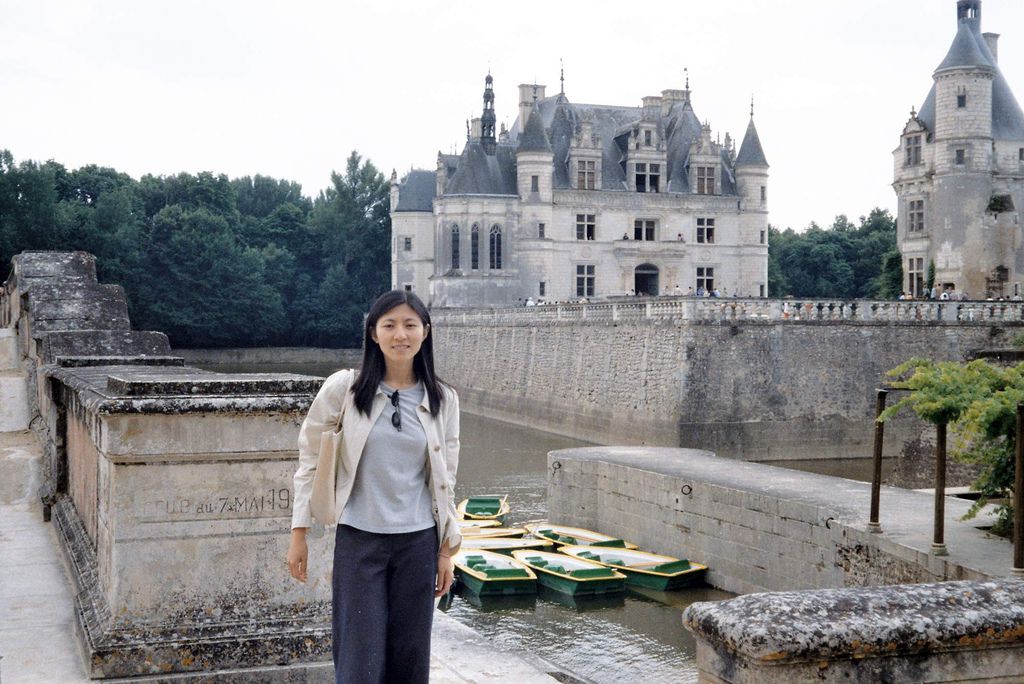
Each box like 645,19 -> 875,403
895,0 -> 1024,298
390,74 -> 769,307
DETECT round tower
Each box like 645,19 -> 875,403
933,0 -> 994,158
516,105 -> 553,202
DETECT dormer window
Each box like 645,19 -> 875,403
696,166 -> 715,195
635,163 -> 660,193
644,130 -> 652,146
905,135 -> 922,166
577,160 -> 596,190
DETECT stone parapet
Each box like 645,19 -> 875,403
2,251 -> 336,678
432,303 -> 1014,459
547,447 -> 1014,596
683,579 -> 1024,683
432,297 -> 1024,325
48,366 -> 331,678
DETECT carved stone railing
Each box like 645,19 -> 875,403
431,297 -> 1024,326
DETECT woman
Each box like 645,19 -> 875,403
287,290 -> 461,683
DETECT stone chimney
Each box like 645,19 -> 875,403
518,83 -> 547,133
642,96 -> 663,120
984,32 -> 999,62
471,117 -> 482,140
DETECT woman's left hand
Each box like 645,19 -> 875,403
435,553 -> 455,597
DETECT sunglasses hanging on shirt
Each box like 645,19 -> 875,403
390,389 -> 402,432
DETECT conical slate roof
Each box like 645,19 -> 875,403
918,12 -> 1024,140
736,118 -> 768,167
935,20 -> 992,72
517,107 -> 552,154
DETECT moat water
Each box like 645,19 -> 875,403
203,361 -> 887,683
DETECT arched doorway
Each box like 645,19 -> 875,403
634,263 -> 659,296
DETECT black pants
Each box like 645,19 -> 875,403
332,524 -> 438,684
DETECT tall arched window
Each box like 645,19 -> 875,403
471,224 -> 480,270
450,225 -> 460,270
489,225 -> 502,270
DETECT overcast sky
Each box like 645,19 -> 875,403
4,0 -> 1024,232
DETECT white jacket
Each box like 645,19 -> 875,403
291,369 -> 462,552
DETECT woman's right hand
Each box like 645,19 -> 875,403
287,528 -> 309,583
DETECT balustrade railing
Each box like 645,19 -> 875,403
432,298 -> 1024,326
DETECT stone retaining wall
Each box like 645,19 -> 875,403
433,304 -> 1016,460
547,447 -> 1009,596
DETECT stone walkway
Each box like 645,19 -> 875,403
0,445 -> 558,684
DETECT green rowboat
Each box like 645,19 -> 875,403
460,526 -> 526,539
453,549 -> 537,596
511,550 -> 626,597
558,545 -> 708,590
457,495 -> 510,525
524,522 -> 638,550
460,537 -> 554,554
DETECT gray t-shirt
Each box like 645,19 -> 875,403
339,381 -> 434,534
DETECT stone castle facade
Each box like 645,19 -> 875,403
390,74 -> 769,307
895,0 -> 1024,298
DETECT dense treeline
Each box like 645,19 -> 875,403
0,149 -> 389,348
768,208 -> 901,299
1,145 -> 902,346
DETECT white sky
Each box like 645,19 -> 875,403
3,0 -> 1023,231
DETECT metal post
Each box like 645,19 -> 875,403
1014,404 -> 1024,575
932,421 -> 949,556
868,389 -> 888,533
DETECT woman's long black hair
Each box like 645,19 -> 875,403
352,290 -> 446,417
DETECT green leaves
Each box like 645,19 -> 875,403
768,209 -> 897,298
881,357 -> 1022,532
0,148 -> 390,349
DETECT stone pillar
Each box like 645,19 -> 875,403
48,365 -> 332,678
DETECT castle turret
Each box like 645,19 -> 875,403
736,105 -> 770,297
894,0 -> 1024,299
516,105 -> 553,202
735,108 -> 769,208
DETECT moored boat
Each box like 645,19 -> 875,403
452,549 -> 537,596
457,495 -> 510,524
456,519 -> 500,529
511,550 -> 626,596
460,537 -> 554,554
524,522 -> 638,550
460,526 -> 527,539
558,545 -> 708,590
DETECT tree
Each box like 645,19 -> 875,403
768,208 -> 896,299
881,358 -> 1021,536
134,205 -> 286,347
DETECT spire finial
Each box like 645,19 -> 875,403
532,82 -> 538,103
560,58 -> 565,95
685,67 -> 690,90
750,95 -> 755,118
910,105 -> 917,118
466,118 -> 470,141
